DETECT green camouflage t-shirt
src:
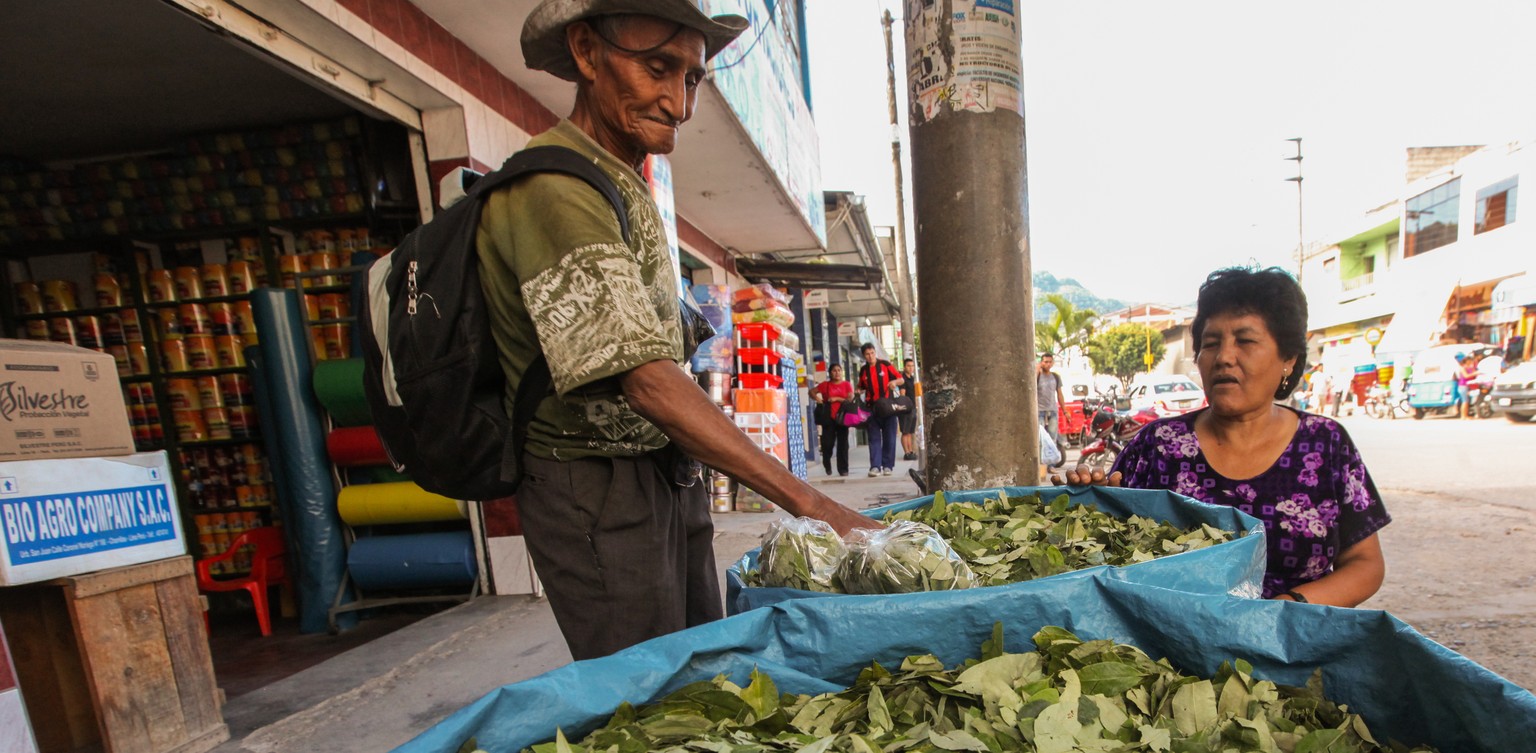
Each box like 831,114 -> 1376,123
476,121 -> 683,460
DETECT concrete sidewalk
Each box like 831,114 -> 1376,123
212,451 -> 931,753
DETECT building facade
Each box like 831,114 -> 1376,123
1305,142 -> 1533,372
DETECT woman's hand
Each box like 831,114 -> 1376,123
811,392 -> 825,404
1269,534 -> 1385,607
1048,464 -> 1123,487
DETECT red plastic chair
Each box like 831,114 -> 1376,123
196,527 -> 290,637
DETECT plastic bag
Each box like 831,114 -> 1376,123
730,299 -> 795,328
1038,422 -> 1062,466
732,282 -> 789,305
753,517 -> 846,593
837,520 -> 975,594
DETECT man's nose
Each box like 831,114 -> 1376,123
660,75 -> 689,122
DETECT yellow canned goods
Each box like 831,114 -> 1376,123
14,282 -> 43,315
200,264 -> 229,297
184,335 -> 215,370
40,279 -> 79,312
172,266 -> 204,300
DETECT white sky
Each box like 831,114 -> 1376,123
805,0 -> 1536,305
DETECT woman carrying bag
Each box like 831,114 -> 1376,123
812,364 -> 854,476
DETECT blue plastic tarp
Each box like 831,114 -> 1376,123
726,485 -> 1267,615
393,573 -> 1536,753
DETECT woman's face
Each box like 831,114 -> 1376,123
1195,311 -> 1297,417
829,365 -> 843,381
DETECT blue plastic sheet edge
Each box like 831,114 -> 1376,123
725,485 -> 1267,615
392,572 -> 1536,753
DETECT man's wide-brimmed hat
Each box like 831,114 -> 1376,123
522,0 -> 749,82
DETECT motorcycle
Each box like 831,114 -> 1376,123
1077,397 -> 1158,470
1363,383 -> 1412,419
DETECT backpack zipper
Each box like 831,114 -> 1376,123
406,260 -> 439,318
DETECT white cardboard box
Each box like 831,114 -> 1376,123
0,452 -> 183,586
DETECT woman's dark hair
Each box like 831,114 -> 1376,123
1191,266 -> 1309,400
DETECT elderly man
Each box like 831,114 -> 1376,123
479,0 -> 874,660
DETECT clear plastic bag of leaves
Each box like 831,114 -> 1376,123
837,520 -> 976,594
752,517 -> 847,592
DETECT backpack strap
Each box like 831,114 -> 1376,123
474,145 -> 634,489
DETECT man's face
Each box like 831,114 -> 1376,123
581,16 -> 707,158
1039,356 -> 1054,371
862,348 -> 877,365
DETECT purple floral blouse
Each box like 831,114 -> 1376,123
1112,408 -> 1390,598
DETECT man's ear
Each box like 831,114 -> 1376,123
567,21 -> 602,84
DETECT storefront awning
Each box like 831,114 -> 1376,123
734,260 -> 883,290
1491,273 -> 1536,324
1373,274 -> 1460,357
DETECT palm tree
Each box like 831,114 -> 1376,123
1036,294 -> 1098,361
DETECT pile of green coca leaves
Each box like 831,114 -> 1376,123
747,492 -> 1236,594
889,491 -> 1234,587
500,624 -> 1435,753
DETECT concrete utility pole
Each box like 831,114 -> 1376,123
901,3 -> 1035,489
881,11 -> 920,442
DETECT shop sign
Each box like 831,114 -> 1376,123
1365,328 -> 1383,345
803,289 -> 829,309
837,322 -> 856,338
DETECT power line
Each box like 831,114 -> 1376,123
709,0 -> 781,74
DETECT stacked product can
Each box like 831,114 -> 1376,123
187,442 -> 277,575
690,284 -> 737,513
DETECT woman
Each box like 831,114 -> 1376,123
812,364 -> 854,476
1057,267 -> 1389,607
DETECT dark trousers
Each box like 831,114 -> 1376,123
868,414 -> 899,470
819,423 -> 849,474
516,452 -> 722,660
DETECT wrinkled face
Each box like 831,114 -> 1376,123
1196,311 -> 1297,415
829,364 -> 844,381
575,15 -> 707,160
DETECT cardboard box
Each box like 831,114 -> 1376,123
0,340 -> 133,461
0,452 -> 184,586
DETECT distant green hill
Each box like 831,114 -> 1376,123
1033,271 -> 1132,319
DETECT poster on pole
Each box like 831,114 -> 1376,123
905,0 -> 1024,124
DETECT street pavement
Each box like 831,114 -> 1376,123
211,415 -> 1536,751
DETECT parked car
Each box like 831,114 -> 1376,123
1127,374 -> 1207,417
1490,360 -> 1536,423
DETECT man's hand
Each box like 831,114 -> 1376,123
803,495 -> 882,535
1048,464 -> 1122,487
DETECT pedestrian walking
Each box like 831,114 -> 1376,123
1036,352 -> 1065,469
811,364 -> 852,476
857,343 -> 904,476
899,358 -> 920,460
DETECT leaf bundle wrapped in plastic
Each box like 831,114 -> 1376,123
746,517 -> 847,592
837,520 -> 976,594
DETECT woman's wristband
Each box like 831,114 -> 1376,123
1283,590 -> 1309,604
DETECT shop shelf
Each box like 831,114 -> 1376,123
734,322 -> 781,343
735,346 -> 782,366
736,372 -> 783,389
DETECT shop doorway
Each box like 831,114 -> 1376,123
0,0 -> 452,703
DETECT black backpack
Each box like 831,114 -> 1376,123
358,145 -> 630,501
